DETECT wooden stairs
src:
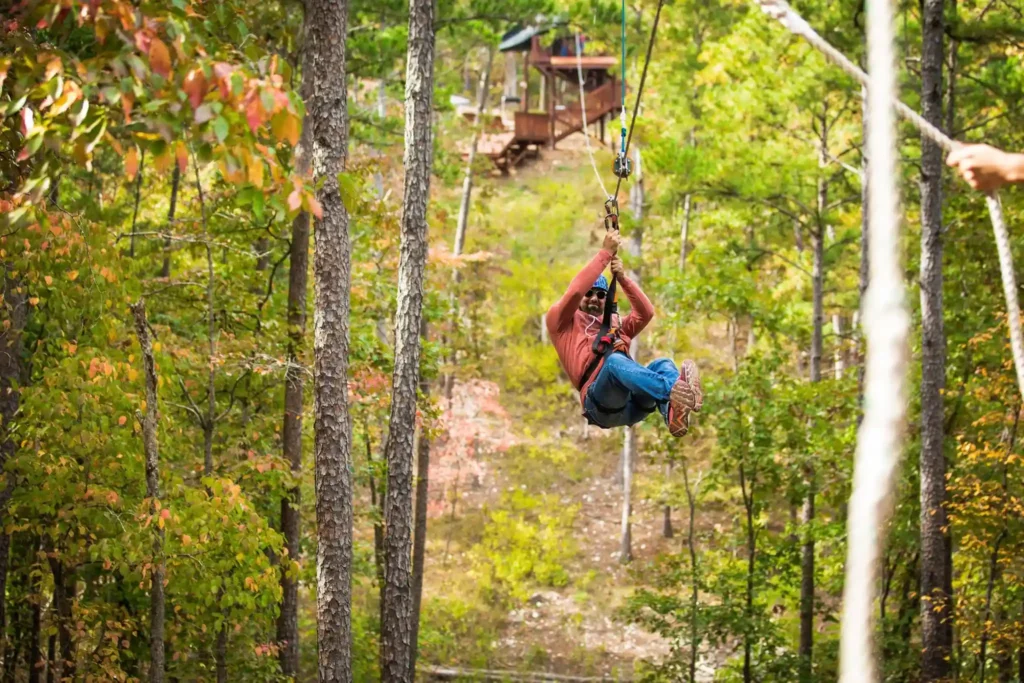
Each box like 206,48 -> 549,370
473,79 -> 621,173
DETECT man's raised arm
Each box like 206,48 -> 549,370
611,256 -> 654,338
545,230 -> 621,336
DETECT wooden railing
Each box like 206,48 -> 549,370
553,80 -> 619,140
515,112 -> 550,143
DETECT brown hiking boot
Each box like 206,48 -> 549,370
667,377 -> 696,438
680,360 -> 703,413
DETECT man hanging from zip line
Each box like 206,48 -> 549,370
545,228 -> 703,437
947,144 -> 1024,191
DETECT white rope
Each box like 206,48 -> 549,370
575,32 -> 611,200
755,0 -> 1024,406
839,0 -> 908,678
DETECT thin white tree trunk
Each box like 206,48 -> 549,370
619,147 -> 643,565
833,314 -> 845,379
454,48 -> 495,258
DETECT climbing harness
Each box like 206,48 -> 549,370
578,273 -> 626,393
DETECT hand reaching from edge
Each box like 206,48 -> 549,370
947,144 -> 1024,192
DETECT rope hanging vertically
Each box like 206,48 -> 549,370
836,0 -> 909,677
611,0 -> 666,201
575,32 -> 611,199
754,0 -> 1024,406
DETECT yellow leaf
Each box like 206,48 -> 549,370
44,276 -> 52,285
67,269 -> 79,281
247,159 -> 264,188
28,297 -> 39,306
128,368 -> 138,382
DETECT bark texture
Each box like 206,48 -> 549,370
381,0 -> 435,678
409,323 -> 432,671
306,0 -> 354,680
130,301 -> 165,683
920,2 -> 952,680
277,28 -> 313,676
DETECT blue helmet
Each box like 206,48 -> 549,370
592,274 -> 609,292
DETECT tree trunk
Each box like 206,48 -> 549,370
131,301 -> 165,683
45,553 -> 75,683
277,29 -> 313,673
833,314 -> 845,379
858,87 -> 870,398
0,265 -> 26,655
682,463 -> 700,683
920,3 -> 951,680
129,150 -> 145,258
679,194 -> 692,271
159,167 -> 179,278
799,122 -> 828,680
619,427 -> 635,564
306,0 -> 354,680
380,0 -> 435,680
29,573 -> 40,683
662,462 -> 673,539
453,48 -> 494,258
409,323 -> 432,672
619,148 -> 643,565
739,463 -> 755,683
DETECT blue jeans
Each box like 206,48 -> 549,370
583,353 -> 680,428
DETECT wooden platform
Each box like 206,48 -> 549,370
469,79 -> 620,173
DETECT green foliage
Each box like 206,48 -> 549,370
472,490 -> 579,604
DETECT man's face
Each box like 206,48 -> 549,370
580,288 -> 606,315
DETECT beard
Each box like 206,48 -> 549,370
582,301 -> 603,315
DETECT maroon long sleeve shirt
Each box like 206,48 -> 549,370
545,249 -> 655,406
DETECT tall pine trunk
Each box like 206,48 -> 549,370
381,0 -> 435,679
409,323 -> 432,671
131,301 -> 165,683
277,21 -> 313,675
307,0 -> 354,680
920,2 -> 952,680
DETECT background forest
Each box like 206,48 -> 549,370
3,0 -> 1024,681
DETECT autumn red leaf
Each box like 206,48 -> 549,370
245,97 -> 262,133
287,189 -> 302,212
148,38 -> 172,78
183,68 -> 207,109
